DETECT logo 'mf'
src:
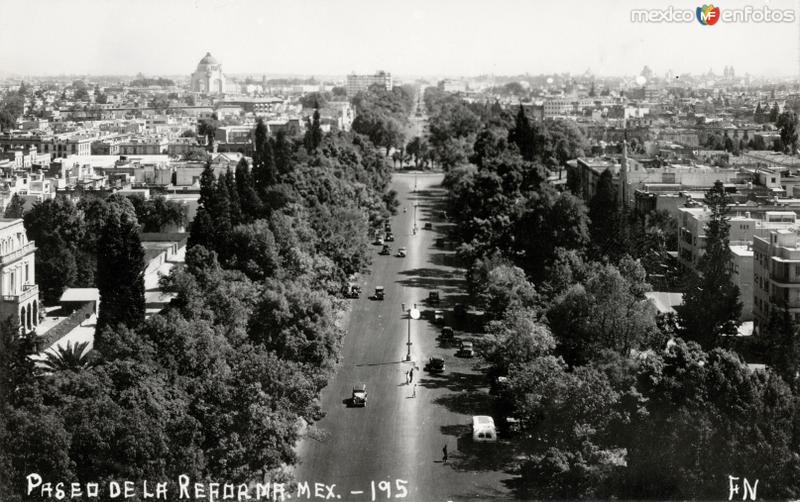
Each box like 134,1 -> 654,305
697,4 -> 721,25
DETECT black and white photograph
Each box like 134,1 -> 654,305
0,0 -> 799,500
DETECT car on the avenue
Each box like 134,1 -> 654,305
424,356 -> 446,373
428,291 -> 440,305
351,384 -> 368,407
471,415 -> 497,442
424,222 -> 433,230
385,232 -> 395,242
456,341 -> 475,358
379,245 -> 391,255
397,247 -> 407,257
433,310 -> 445,324
440,326 -> 455,343
374,286 -> 385,300
343,283 -> 361,299
374,236 -> 384,246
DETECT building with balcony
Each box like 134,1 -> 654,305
753,229 -> 800,326
0,219 -> 39,333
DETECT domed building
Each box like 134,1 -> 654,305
191,52 -> 225,94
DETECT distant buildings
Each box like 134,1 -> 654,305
346,71 -> 392,97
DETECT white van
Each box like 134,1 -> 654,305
471,415 -> 497,442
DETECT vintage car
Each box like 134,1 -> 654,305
343,283 -> 361,299
374,235 -> 385,246
428,291 -> 440,305
385,232 -> 395,242
374,286 -> 385,300
440,326 -> 455,343
424,356 -> 446,373
433,310 -> 445,324
424,222 -> 433,230
379,245 -> 391,255
351,384 -> 368,407
457,341 -> 475,358
397,247 -> 407,257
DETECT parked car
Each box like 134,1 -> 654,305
385,232 -> 395,242
374,236 -> 384,246
472,415 -> 497,442
424,222 -> 433,230
433,310 -> 445,324
396,247 -> 407,257
457,341 -> 475,358
454,303 -> 467,321
440,326 -> 455,343
351,384 -> 368,407
379,245 -> 391,255
384,222 -> 392,232
428,291 -> 440,305
343,283 -> 361,299
374,286 -> 385,300
424,356 -> 446,373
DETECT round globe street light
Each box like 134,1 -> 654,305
405,306 -> 420,362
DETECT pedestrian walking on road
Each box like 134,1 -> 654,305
442,444 -> 448,464
405,370 -> 409,384
412,384 -> 417,398
409,368 -> 414,383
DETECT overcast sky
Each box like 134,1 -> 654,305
0,0 -> 797,78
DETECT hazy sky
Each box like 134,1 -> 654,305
1,0 -> 798,78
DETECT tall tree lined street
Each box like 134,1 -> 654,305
295,172 -> 512,501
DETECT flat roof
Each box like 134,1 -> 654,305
59,288 -> 100,303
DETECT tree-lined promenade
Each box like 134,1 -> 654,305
0,116 -> 398,500
431,90 -> 800,499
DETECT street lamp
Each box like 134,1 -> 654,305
402,303 -> 420,362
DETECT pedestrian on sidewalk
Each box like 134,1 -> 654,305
405,370 -> 409,385
412,384 -> 417,398
409,367 -> 414,383
442,444 -> 448,464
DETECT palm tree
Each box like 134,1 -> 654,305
39,341 -> 98,372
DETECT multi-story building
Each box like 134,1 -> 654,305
346,71 -> 392,97
0,218 -> 39,333
753,229 -> 800,325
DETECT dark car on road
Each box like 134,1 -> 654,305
374,286 -> 385,300
456,341 -> 475,358
379,245 -> 391,255
424,222 -> 432,230
428,291 -> 440,305
424,357 -> 445,373
440,326 -> 455,343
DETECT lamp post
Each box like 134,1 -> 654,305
402,303 -> 420,362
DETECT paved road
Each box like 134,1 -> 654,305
294,173 -> 513,502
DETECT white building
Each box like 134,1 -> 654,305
190,52 -> 226,95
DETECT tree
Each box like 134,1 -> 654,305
777,110 -> 798,154
304,108 -> 323,151
23,197 -> 84,303
676,181 -> 742,348
769,102 -> 780,123
509,105 -> 535,161
39,341 -> 98,372
589,169 -> 625,260
180,129 -> 197,138
234,157 -> 263,221
253,118 -> 276,193
474,263 -> 539,322
547,260 -> 659,366
3,194 -> 25,219
95,205 -> 145,337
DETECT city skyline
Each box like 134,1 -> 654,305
0,0 -> 797,79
